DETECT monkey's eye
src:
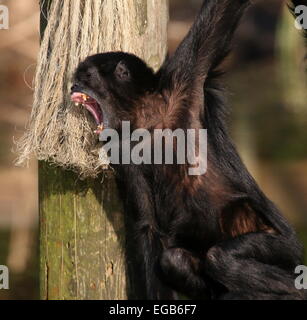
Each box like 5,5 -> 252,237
83,67 -> 99,80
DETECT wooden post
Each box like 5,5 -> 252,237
39,0 -> 168,300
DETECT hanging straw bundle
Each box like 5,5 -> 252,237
15,0 -> 168,178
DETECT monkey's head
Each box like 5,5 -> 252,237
71,52 -> 156,133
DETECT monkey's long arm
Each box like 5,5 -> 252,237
160,0 -> 250,91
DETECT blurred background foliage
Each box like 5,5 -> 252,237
0,0 -> 306,299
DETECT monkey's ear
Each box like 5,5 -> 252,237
115,61 -> 130,81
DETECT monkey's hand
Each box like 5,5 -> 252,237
158,247 -> 213,299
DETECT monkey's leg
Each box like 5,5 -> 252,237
117,167 -> 178,300
205,232 -> 305,300
158,248 -> 213,299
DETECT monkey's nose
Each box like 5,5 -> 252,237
71,84 -> 80,93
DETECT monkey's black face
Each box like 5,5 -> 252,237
71,52 -> 156,133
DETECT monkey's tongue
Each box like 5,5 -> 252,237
84,102 -> 102,125
71,92 -> 103,126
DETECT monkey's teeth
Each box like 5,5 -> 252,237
94,124 -> 104,135
75,102 -> 81,107
81,93 -> 88,101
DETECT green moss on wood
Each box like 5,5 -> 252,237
39,162 -> 126,300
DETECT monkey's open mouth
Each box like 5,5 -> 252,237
71,92 -> 104,134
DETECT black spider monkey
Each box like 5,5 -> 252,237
71,0 -> 306,300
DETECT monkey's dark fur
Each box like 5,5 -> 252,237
72,0 -> 306,300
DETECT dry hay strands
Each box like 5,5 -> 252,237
15,0 -> 115,179
15,0 -> 168,178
